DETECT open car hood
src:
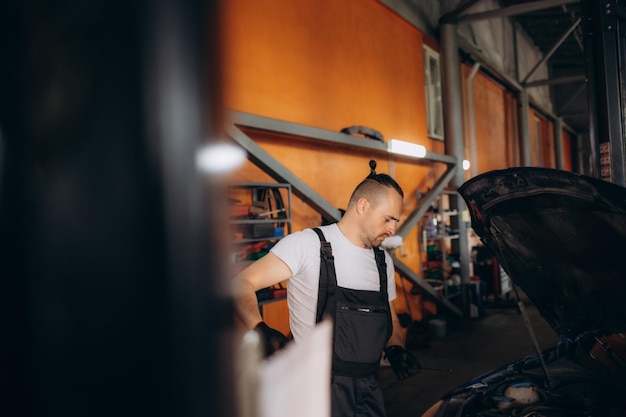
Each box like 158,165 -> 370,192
458,167 -> 626,339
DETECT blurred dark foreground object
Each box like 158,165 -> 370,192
0,1 -> 233,416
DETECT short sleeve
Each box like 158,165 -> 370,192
270,229 -> 319,277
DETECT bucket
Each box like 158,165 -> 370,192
429,319 -> 447,338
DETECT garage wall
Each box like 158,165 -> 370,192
222,0 -> 427,138
467,69 -> 519,174
222,4 -> 437,240
562,131 -> 573,171
221,0 -> 573,329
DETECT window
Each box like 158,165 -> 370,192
424,46 -> 444,140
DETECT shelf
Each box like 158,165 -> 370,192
232,236 -> 286,244
420,188 -> 464,306
229,182 -> 292,317
229,182 -> 292,242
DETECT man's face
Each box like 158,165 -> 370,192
362,189 -> 403,248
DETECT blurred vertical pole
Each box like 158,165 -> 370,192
518,89 -> 532,167
554,117 -> 564,170
145,0 -> 233,416
581,0 -> 626,185
440,21 -> 471,316
0,0 -> 231,416
576,133 -> 586,175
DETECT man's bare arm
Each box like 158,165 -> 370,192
387,302 -> 406,347
232,252 -> 293,329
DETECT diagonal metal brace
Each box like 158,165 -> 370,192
392,256 -> 463,317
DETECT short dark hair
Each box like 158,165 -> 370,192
365,173 -> 404,198
348,174 -> 404,207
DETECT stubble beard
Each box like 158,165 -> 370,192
371,233 -> 389,248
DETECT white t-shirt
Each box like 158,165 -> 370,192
270,223 -> 397,343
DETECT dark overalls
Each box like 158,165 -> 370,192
312,228 -> 392,417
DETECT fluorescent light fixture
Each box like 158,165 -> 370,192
196,143 -> 246,174
387,139 -> 426,158
463,159 -> 470,171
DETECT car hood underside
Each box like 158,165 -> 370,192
458,167 -> 626,339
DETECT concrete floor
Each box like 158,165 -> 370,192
378,294 -> 559,417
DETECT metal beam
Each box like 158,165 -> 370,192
582,0 -> 626,185
395,165 -> 457,238
230,111 -> 456,165
467,63 -> 481,178
555,117 -> 565,169
232,111 -> 386,152
456,35 -> 578,135
227,124 -> 344,223
441,24 -> 465,190
441,22 -> 471,315
519,89 -> 532,166
457,0 -> 578,24
524,74 -> 586,87
440,0 -> 488,24
521,17 -> 581,84
576,133 -> 585,175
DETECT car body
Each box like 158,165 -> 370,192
422,167 -> 626,417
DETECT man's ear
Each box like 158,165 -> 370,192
356,197 -> 369,215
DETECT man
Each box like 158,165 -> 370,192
233,171 -> 421,417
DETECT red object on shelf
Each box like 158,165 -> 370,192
230,204 -> 250,217
424,261 -> 442,269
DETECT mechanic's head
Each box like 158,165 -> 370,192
344,164 -> 404,248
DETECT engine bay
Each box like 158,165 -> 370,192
438,336 -> 626,417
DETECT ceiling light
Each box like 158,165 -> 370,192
463,160 -> 471,171
387,139 -> 426,158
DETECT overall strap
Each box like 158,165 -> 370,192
373,246 -> 389,303
373,246 -> 394,346
312,227 -> 337,323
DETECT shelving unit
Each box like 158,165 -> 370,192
228,182 -> 292,324
420,190 -> 463,301
229,182 -> 292,258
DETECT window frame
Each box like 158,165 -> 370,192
423,45 -> 444,140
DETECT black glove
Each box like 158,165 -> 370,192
384,345 -> 422,380
254,321 -> 289,357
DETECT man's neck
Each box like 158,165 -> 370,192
336,219 -> 369,249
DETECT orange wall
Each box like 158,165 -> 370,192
468,70 -> 517,174
562,131 -> 573,171
463,66 -> 577,177
529,112 -> 574,171
221,0 -> 438,226
222,0 -> 437,270
462,67 -> 576,175
222,0 -> 428,142
221,0 -> 575,327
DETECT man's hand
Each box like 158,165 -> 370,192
384,345 -> 422,380
255,322 -> 289,357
